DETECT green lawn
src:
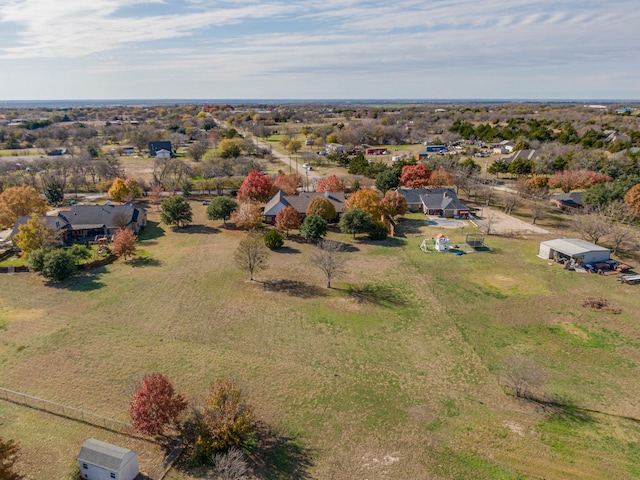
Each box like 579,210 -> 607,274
1,205 -> 640,479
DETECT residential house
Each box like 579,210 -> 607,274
397,187 -> 432,212
326,143 -> 346,154
263,190 -> 345,224
78,438 -> 139,480
419,188 -> 470,218
550,192 -> 583,209
149,141 -> 173,158
500,149 -> 540,163
492,140 -> 515,154
10,213 -> 72,243
604,131 -> 630,143
58,202 -> 147,241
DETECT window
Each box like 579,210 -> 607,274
82,464 -> 88,469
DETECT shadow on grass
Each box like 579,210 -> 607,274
274,246 -> 301,254
128,256 -> 162,268
342,282 -> 410,308
262,279 -> 327,298
395,218 -> 425,236
52,267 -> 107,291
360,237 -> 406,248
178,224 -> 220,234
252,424 -> 314,480
137,221 -> 165,242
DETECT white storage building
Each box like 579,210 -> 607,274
78,438 -> 139,480
538,238 -> 610,265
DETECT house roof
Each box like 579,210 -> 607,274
501,149 -> 540,162
10,214 -> 71,238
78,438 -> 134,471
551,192 -> 583,207
419,188 -> 469,211
540,238 -> 609,257
264,190 -> 345,216
149,141 -> 172,157
397,188 -> 433,204
63,203 -> 145,231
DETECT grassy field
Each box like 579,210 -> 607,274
1,203 -> 640,479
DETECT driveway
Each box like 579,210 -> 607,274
471,207 -> 549,235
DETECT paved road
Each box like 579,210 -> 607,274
249,137 -> 323,185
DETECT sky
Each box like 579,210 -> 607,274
0,0 -> 639,101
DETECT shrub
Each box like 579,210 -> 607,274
264,229 -> 284,250
41,249 -> 77,282
27,248 -> 47,272
299,214 -> 328,241
368,221 -> 388,240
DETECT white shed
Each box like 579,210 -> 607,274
78,438 -> 139,480
538,238 -> 610,265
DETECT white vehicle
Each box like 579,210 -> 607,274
302,163 -> 310,169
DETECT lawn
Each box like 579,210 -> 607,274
1,204 -> 640,479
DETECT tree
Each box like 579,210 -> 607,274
130,373 -> 187,436
428,167 -> 454,187
237,170 -> 273,202
299,214 -> 328,241
508,158 -> 534,176
345,189 -> 382,217
264,229 -> 284,250
624,183 -> 640,215
161,196 -> 193,228
12,216 -> 60,257
400,164 -> 431,188
218,138 -> 242,158
513,140 -> 531,151
339,208 -> 374,238
312,240 -> 347,288
207,197 -> 238,224
196,379 -> 255,457
488,159 -> 509,177
306,196 -> 337,222
571,211 -> 611,244
188,139 -> 210,162
149,185 -> 163,211
286,139 -> 302,157
316,174 -> 345,192
41,249 -> 77,282
0,185 -> 48,229
500,356 -> 544,400
375,170 -> 400,194
548,170 -> 612,193
380,190 -> 407,217
0,437 -> 22,480
234,231 -> 269,281
231,201 -> 262,230
112,228 -> 137,260
273,174 -> 299,195
43,182 -> 64,204
275,205 -> 301,236
108,177 -> 142,202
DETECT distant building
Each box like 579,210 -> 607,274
326,143 -> 346,154
149,141 -> 172,158
500,149 -> 540,163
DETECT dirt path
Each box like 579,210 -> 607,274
472,206 -> 549,235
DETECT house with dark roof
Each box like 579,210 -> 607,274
263,190 -> 346,224
78,438 -> 139,480
397,187 -> 432,212
10,213 -> 71,243
419,188 -> 470,218
60,202 -> 147,240
550,191 -> 583,209
149,141 -> 173,158
501,149 -> 540,163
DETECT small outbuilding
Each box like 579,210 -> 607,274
538,238 -> 610,265
78,438 -> 139,480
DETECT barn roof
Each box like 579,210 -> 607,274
540,238 -> 609,256
78,438 -> 133,471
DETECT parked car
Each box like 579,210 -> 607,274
302,163 -> 310,169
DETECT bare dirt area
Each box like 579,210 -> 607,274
472,206 -> 550,235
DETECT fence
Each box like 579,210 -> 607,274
0,387 -> 136,436
0,386 -> 185,479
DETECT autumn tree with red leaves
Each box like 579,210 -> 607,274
275,205 -> 301,236
130,373 -> 187,436
237,170 -> 273,202
112,228 -> 137,260
316,174 -> 345,192
400,164 -> 431,188
273,174 -> 299,195
380,190 -> 408,217
548,170 -> 612,193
